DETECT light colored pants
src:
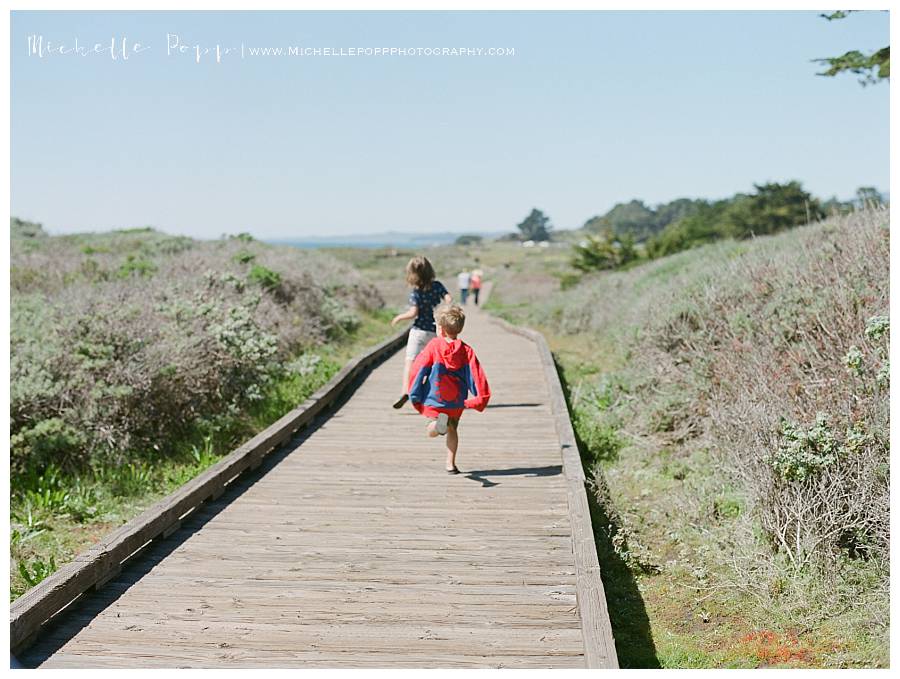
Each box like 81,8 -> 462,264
406,327 -> 436,360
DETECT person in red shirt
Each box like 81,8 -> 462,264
407,304 -> 490,473
469,269 -> 483,305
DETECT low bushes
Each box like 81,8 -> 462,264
650,211 -> 889,571
10,226 -> 384,476
490,207 -> 889,664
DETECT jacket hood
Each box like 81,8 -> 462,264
436,337 -> 467,370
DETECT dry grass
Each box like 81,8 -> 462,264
486,208 -> 889,667
10,228 -> 383,472
9,225 -> 395,601
644,209 -> 888,570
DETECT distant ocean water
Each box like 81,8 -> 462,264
267,231 -> 504,250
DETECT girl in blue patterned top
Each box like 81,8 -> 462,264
390,256 -> 451,408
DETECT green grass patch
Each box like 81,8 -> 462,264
9,309 -> 394,602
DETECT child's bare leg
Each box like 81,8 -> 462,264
426,419 -> 439,438
401,358 -> 412,394
445,424 -> 459,470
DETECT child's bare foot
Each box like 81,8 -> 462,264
426,421 -> 439,438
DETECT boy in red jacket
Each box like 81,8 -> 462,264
407,304 -> 490,474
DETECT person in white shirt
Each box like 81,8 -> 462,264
457,270 -> 471,304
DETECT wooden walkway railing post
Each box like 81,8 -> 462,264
9,328 -> 409,656
11,292 -> 619,668
488,314 -> 619,669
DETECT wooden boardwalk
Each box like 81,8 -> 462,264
19,304 -> 613,668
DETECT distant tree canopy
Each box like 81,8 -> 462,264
643,201 -> 730,259
644,181 -> 821,258
855,186 -> 885,206
815,11 -> 889,85
11,217 -> 47,239
819,187 -> 885,216
573,181 -> 886,271
571,229 -> 637,272
516,208 -> 552,242
583,198 -> 705,241
455,234 -> 484,246
720,181 -> 821,239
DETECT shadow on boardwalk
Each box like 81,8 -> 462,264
485,403 -> 543,409
555,360 -> 661,669
463,465 -> 561,488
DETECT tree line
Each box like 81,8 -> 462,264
570,182 -> 885,272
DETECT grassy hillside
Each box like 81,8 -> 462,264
330,208 -> 889,668
9,211 -> 889,667
486,208 -> 889,668
10,222 -> 393,600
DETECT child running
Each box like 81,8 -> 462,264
407,304 -> 490,473
390,256 -> 451,409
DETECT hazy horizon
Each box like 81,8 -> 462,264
11,10 -> 889,239
13,185 -> 886,241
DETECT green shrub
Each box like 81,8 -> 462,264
844,345 -> 864,376
117,254 -> 156,278
233,250 -> 256,264
17,556 -> 56,589
97,462 -> 155,497
11,419 -> 87,473
571,229 -> 638,271
713,495 -> 743,519
573,407 -> 623,465
455,234 -> 483,245
865,315 -> 888,342
11,217 -> 47,239
10,223 -> 383,485
766,413 -> 840,482
247,263 -> 282,289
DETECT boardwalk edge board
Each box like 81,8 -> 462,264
9,327 -> 410,656
487,314 -> 619,669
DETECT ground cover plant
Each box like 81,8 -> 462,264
483,207 -> 889,667
10,220 -> 392,600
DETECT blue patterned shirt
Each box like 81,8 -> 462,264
408,280 -> 449,332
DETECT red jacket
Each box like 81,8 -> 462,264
407,337 -> 490,419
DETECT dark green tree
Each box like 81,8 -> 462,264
855,186 -> 884,207
10,217 -> 47,239
516,208 -> 552,241
814,11 -> 889,85
720,182 -> 821,239
652,198 -> 705,232
583,198 -> 704,241
644,182 -> 824,258
571,229 -> 637,272
455,234 -> 484,246
644,200 -> 727,258
820,195 -> 854,216
584,200 -> 654,239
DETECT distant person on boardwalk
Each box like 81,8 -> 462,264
470,269 -> 483,305
408,304 -> 490,473
390,256 -> 451,409
457,269 -> 471,304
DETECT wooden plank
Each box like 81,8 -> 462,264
9,327 -> 409,655
39,650 -> 587,669
18,291 -> 617,669
487,314 -> 619,669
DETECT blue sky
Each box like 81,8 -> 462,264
11,10 -> 890,238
